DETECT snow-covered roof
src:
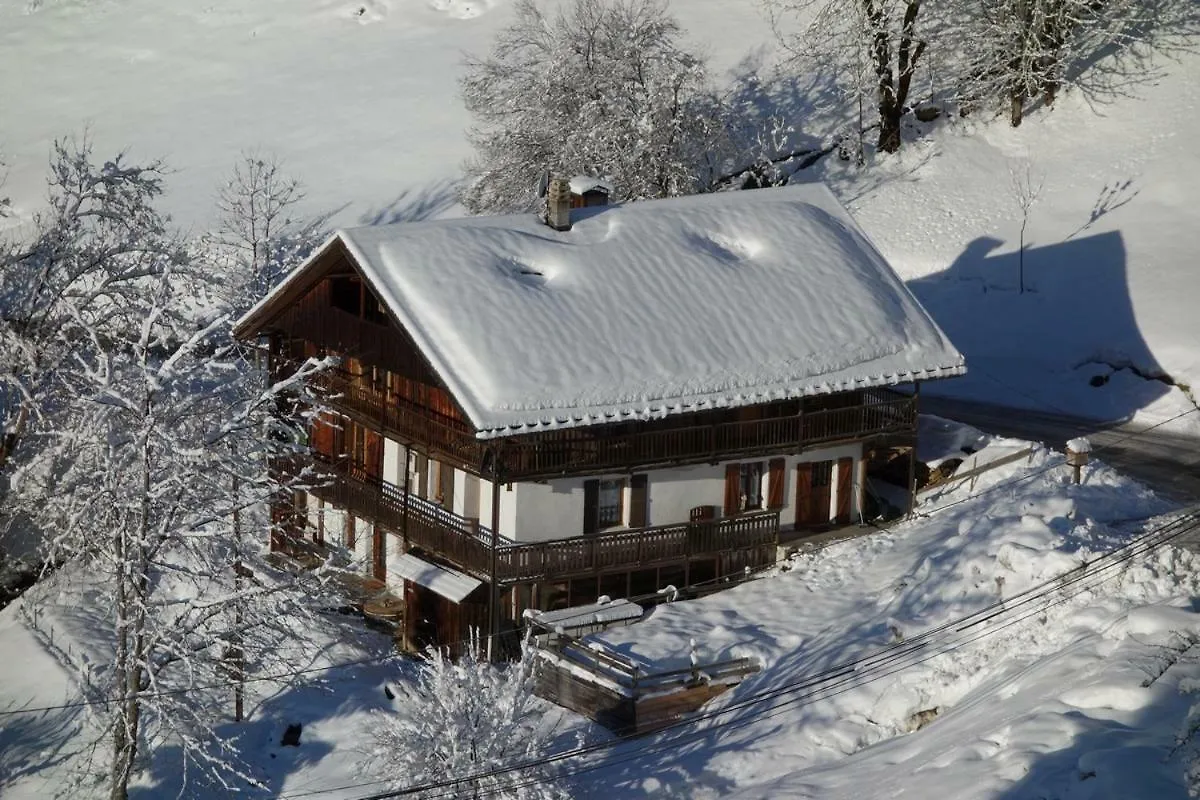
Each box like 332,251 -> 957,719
391,553 -> 481,603
239,183 -> 965,437
568,175 -> 613,196
524,598 -> 644,629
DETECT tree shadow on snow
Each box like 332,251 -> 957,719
906,228 -> 1173,422
358,179 -> 459,227
127,649 -> 415,799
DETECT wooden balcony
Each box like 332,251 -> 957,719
308,458 -> 780,585
316,371 -> 917,481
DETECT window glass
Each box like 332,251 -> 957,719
598,479 -> 623,528
740,462 -> 763,510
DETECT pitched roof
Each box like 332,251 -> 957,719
238,183 -> 965,438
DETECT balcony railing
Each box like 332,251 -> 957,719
314,371 -> 916,481
307,458 -> 779,584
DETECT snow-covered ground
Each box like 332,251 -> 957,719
579,422 -> 1200,798
6,420 -> 1200,797
6,0 -> 1200,796
4,0 -> 1199,429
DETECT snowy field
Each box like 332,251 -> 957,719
3,0 -> 1200,430
6,420 -> 1200,797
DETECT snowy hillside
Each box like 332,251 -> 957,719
4,0 -> 1198,430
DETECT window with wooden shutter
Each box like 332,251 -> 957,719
583,479 -> 600,535
767,458 -> 785,509
597,479 -> 624,529
724,464 -> 741,516
629,474 -> 649,528
365,429 -> 382,479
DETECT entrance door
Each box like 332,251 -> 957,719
795,460 -> 834,528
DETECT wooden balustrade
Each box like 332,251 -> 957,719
308,457 -> 780,584
314,371 -> 917,481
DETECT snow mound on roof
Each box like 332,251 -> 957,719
337,183 -> 965,435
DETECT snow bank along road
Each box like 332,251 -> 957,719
923,397 -> 1200,505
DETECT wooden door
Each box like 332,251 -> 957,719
835,457 -> 854,524
795,460 -> 834,528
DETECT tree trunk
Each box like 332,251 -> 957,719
1010,92 -> 1024,127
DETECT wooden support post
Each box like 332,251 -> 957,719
488,460 -> 502,662
906,381 -> 921,519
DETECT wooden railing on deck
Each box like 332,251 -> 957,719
308,457 -> 779,584
314,373 -> 917,480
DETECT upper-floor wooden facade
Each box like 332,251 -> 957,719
262,242 -> 919,484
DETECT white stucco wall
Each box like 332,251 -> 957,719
479,478 -> 518,539
354,516 -> 373,574
324,505 -> 345,548
384,529 -> 405,593
506,443 -> 865,542
383,437 -> 407,487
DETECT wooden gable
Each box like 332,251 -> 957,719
237,237 -> 476,428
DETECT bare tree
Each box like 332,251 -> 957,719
957,0 -> 1200,126
769,0 -> 938,154
210,152 -> 325,316
3,141 -> 335,798
1009,157 -> 1043,294
460,0 -> 732,213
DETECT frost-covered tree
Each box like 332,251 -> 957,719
956,0 -> 1198,127
370,636 -> 572,800
208,151 -> 325,317
460,0 -> 731,213
769,0 -> 940,153
2,141 -> 334,799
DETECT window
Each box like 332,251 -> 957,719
598,479 -> 624,528
739,462 -> 763,511
330,276 -> 361,315
812,460 -> 833,488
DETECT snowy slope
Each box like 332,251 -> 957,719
585,431 -> 1200,798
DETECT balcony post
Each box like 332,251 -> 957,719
906,382 -> 920,518
487,447 -> 503,662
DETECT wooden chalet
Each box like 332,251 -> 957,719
234,181 -> 965,653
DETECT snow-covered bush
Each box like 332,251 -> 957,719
460,0 -> 732,214
371,635 -> 571,800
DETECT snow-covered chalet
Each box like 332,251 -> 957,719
233,181 -> 966,652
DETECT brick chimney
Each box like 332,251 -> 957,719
545,177 -> 572,231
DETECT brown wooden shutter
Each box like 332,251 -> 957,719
835,457 -> 854,524
345,513 -> 356,549
629,474 -> 649,528
583,479 -> 600,535
365,429 -> 382,479
767,458 -> 785,509
795,462 -> 813,527
310,412 -> 333,458
373,526 -> 386,581
724,464 -> 741,517
439,462 -> 456,508
413,452 -> 428,498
